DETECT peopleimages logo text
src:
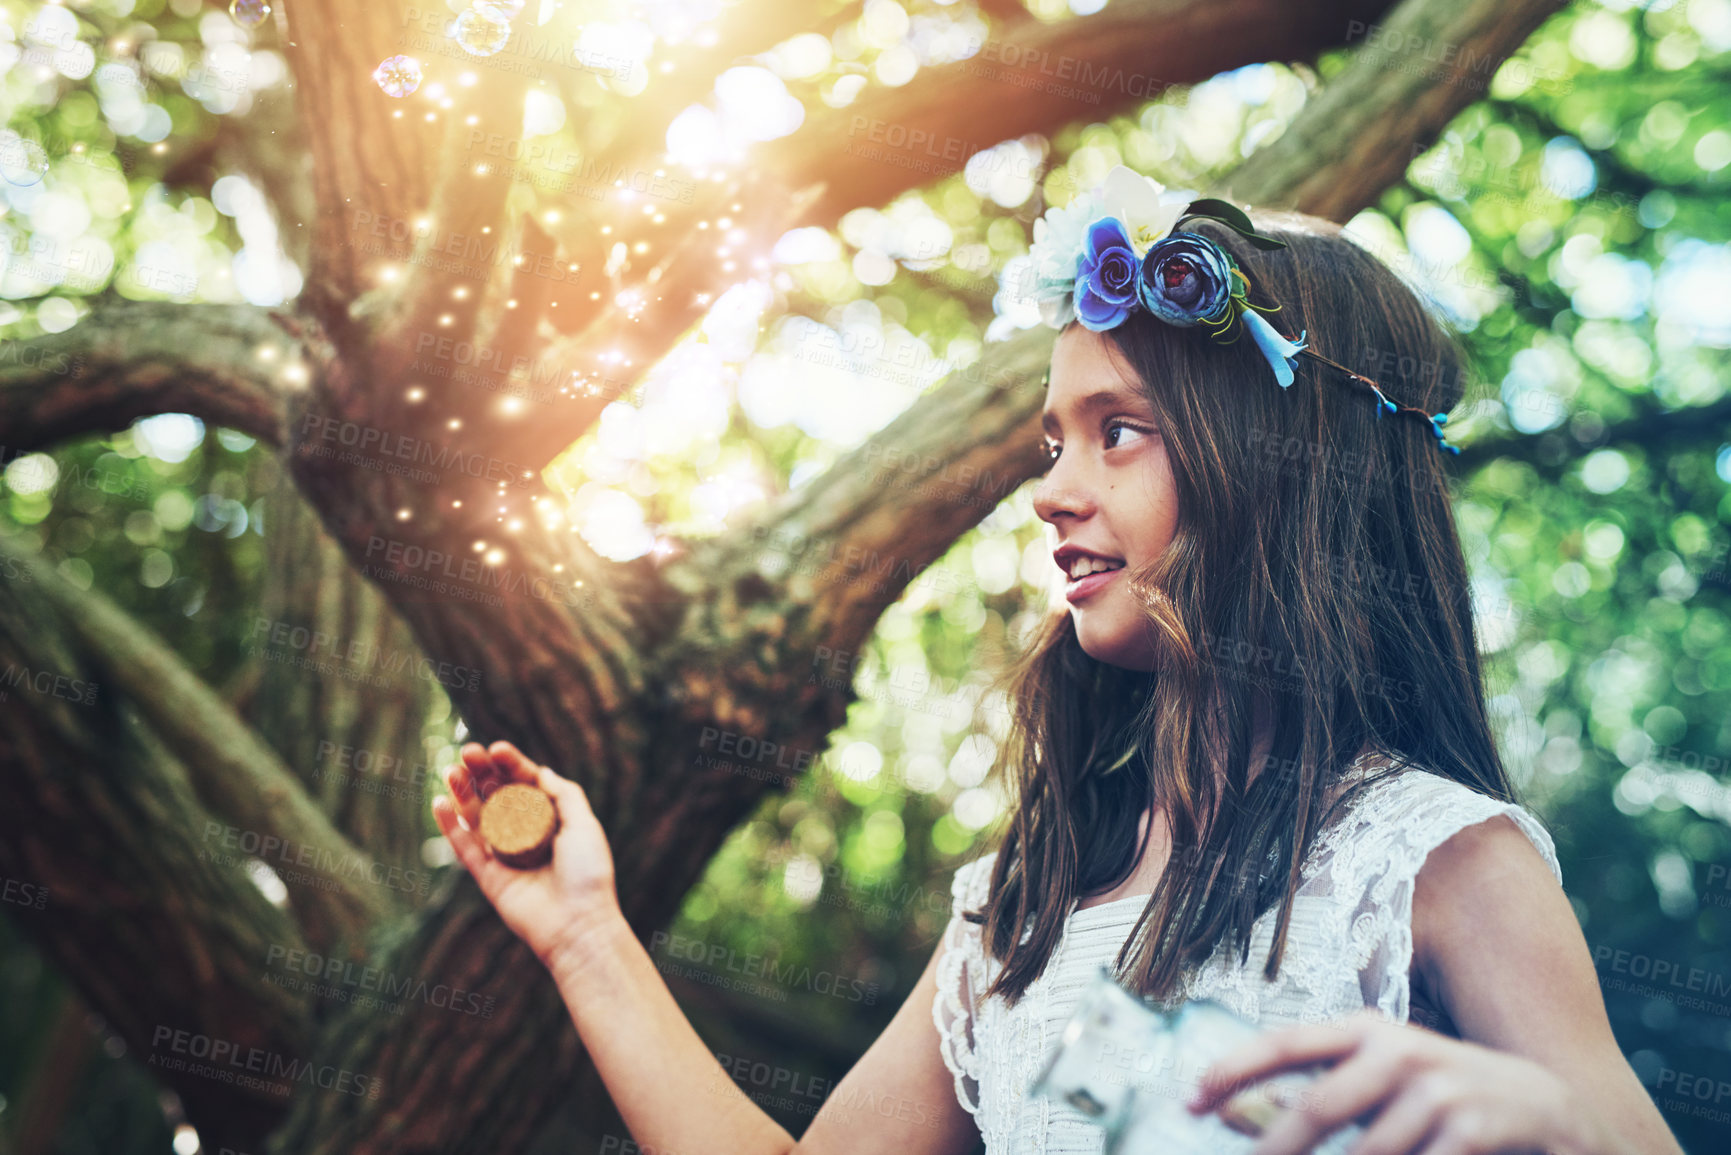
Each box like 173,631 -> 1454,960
298,414 -> 532,488
362,536 -> 590,609
149,1026 -> 383,1099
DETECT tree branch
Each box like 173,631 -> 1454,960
1453,392 -> 1731,479
501,0 -> 1406,469
0,300 -> 299,455
596,1 -> 869,173
0,533 -> 397,950
276,2 -> 445,314
1223,0 -> 1572,215
0,550 -> 316,1152
765,0 -> 1397,224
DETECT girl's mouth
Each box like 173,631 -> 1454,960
1066,565 -> 1123,604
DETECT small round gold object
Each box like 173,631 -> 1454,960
1218,1086 -> 1281,1136
478,783 -> 559,869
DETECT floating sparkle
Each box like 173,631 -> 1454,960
452,7 -> 511,57
476,0 -> 525,20
373,55 -> 423,98
228,0 -> 271,28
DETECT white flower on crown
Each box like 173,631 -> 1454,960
1097,165 -> 1191,258
1027,187 -> 1103,328
1026,165 -> 1193,327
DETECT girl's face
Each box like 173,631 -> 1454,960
1034,325 -> 1178,672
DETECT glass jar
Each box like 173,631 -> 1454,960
1029,966 -> 1363,1154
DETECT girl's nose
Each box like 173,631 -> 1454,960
1033,472 -> 1095,524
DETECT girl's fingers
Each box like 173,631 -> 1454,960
459,741 -> 504,800
534,764 -> 592,817
1191,1019 -> 1366,1112
432,796 -> 510,896
444,762 -> 484,829
487,740 -> 545,785
451,741 -> 579,836
433,795 -> 486,870
1338,1073 -> 1450,1155
1245,1053 -> 1403,1155
461,739 -> 541,806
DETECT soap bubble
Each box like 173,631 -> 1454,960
228,0 -> 272,27
0,133 -> 49,187
476,0 -> 525,19
373,55 -> 423,98
452,7 -> 511,57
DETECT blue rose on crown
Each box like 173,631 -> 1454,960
1026,164 -> 1308,388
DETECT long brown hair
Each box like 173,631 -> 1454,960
968,209 -> 1515,1006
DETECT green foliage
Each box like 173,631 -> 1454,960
2,419 -> 274,677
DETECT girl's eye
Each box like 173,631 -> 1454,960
1104,420 -> 1150,449
1043,421 -> 1152,461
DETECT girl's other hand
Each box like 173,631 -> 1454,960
1186,1010 -> 1619,1155
432,740 -> 621,973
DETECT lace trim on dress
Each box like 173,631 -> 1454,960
1335,771 -> 1563,1024
931,854 -> 992,1117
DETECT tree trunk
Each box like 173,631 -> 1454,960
241,448 -> 447,882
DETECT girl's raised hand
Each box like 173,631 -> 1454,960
1186,1010 -> 1617,1155
432,740 -> 621,973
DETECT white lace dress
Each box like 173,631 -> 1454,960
929,762 -> 1563,1154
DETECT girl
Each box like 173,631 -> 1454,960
434,174 -> 1685,1155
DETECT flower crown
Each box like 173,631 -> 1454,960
1022,165 -> 1460,454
